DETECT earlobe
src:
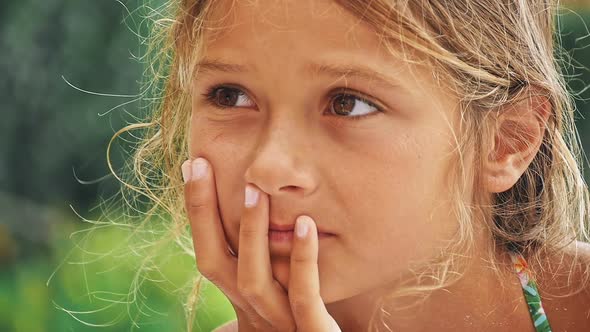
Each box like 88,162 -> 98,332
483,93 -> 551,193
484,156 -> 524,193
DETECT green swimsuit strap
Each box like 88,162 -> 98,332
508,250 -> 553,332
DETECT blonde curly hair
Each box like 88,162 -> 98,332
99,0 -> 590,330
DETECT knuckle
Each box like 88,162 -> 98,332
187,205 -> 212,224
274,322 -> 296,332
289,253 -> 308,264
197,264 -> 222,284
239,224 -> 260,239
289,296 -> 310,315
244,314 -> 265,330
188,200 -> 208,214
239,308 -> 274,331
237,282 -> 264,303
186,184 -> 209,211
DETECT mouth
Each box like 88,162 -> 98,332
269,221 -> 333,234
266,219 -> 336,257
268,229 -> 335,242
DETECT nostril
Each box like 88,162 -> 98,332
280,185 -> 299,192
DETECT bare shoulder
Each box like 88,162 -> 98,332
536,241 -> 590,331
212,320 -> 238,332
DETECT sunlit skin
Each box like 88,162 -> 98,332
190,0 -> 460,299
182,0 -> 582,330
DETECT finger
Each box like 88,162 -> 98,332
237,184 -> 295,330
182,158 -> 247,308
289,215 -> 340,331
232,304 -> 277,332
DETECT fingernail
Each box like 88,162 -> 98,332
192,158 -> 208,179
295,216 -> 310,238
244,184 -> 259,207
181,160 -> 191,183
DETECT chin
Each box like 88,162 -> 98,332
269,259 -> 349,304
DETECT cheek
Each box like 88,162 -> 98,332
190,115 -> 247,161
189,120 -> 250,247
332,130 -> 457,285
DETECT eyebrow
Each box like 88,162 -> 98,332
194,58 -> 404,91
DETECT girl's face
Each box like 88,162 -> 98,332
190,0 -> 463,303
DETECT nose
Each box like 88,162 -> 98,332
243,114 -> 317,198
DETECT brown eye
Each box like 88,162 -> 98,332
328,93 -> 380,119
214,87 -> 240,107
203,86 -> 255,108
331,94 -> 356,115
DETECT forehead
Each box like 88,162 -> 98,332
194,0 -> 458,110
198,1 -> 439,92
201,0 -> 397,65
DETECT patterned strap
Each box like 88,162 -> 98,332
508,251 -> 553,332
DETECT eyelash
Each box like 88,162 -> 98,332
200,84 -> 383,122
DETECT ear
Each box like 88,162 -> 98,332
483,92 -> 551,193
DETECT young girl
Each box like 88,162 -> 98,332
112,0 -> 590,330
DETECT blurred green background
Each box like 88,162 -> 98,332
1,1 -> 589,331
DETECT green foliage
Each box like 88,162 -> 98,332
557,9 -> 590,180
0,221 -> 236,331
0,0 -> 144,212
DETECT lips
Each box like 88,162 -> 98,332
268,222 -> 295,231
268,229 -> 334,239
269,220 -> 334,235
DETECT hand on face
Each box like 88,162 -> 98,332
182,157 -> 341,332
